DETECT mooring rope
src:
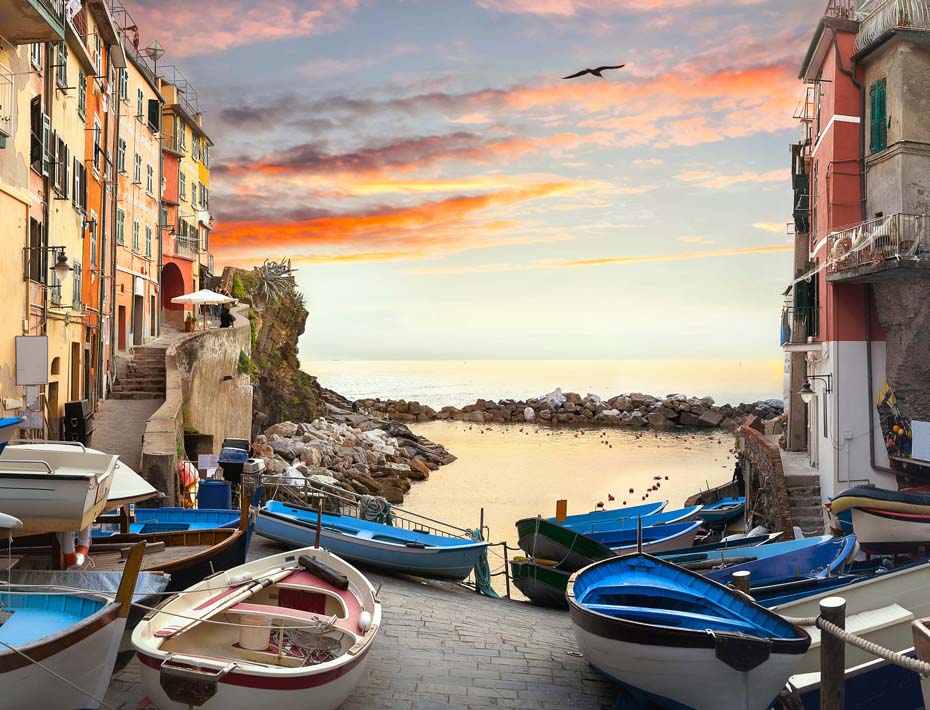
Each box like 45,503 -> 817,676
0,640 -> 117,710
779,614 -> 930,676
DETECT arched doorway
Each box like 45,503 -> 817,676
161,262 -> 187,329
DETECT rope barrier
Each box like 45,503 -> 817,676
779,614 -> 930,677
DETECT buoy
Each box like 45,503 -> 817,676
597,501 -> 604,508
608,494 -> 615,501
229,572 -> 254,586
629,488 -> 634,494
358,610 -> 373,632
665,476 -> 669,480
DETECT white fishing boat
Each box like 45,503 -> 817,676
0,519 -> 144,710
773,559 -> 930,674
132,546 -> 382,710
0,443 -> 117,532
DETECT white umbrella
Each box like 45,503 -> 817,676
171,289 -> 236,329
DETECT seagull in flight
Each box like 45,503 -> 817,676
562,64 -> 626,80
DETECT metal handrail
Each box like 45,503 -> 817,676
0,460 -> 54,474
827,213 -> 930,274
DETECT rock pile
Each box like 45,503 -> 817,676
253,417 -> 456,504
355,389 -> 785,433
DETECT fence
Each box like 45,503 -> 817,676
856,0 -> 930,51
827,213 -> 930,275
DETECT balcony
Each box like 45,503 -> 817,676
827,213 -> 930,282
174,237 -> 198,261
856,0 -> 930,53
781,306 -> 820,350
0,0 -> 65,44
826,0 -> 857,19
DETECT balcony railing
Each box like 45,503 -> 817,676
0,64 -> 12,142
827,213 -> 930,279
174,237 -> 198,260
781,307 -> 820,347
856,0 -> 930,51
826,0 -> 857,19
0,0 -> 64,43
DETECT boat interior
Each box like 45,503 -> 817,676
0,591 -> 106,648
156,567 -> 365,669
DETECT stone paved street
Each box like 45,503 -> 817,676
104,538 -> 616,709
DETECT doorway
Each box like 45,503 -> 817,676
70,342 -> 81,401
150,294 -> 157,337
133,294 -> 144,346
47,381 -> 59,439
118,305 -> 127,350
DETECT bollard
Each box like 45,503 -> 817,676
731,570 -> 751,596
820,596 -> 846,710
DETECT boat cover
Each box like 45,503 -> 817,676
830,487 -> 930,516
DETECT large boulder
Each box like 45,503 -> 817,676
466,411 -> 486,423
269,438 -> 301,461
408,458 -> 431,480
647,412 -> 674,429
697,410 -> 724,428
679,411 -> 703,427
524,406 -> 536,422
264,421 -> 299,439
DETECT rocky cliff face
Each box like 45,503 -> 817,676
220,266 -> 322,438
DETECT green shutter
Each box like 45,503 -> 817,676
871,78 -> 887,153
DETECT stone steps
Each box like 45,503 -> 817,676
110,391 -> 165,401
785,473 -> 820,489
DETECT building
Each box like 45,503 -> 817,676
159,65 -> 213,328
111,6 -> 162,356
784,0 -> 930,501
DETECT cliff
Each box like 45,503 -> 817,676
219,262 -> 322,438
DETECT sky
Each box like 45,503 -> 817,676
130,0 -> 818,361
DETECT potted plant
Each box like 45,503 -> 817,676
184,312 -> 196,332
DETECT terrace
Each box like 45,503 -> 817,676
855,0 -> 930,52
826,213 -> 930,282
0,0 -> 64,44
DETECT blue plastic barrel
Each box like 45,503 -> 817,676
198,480 -> 232,510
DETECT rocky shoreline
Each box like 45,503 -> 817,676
355,388 -> 785,433
252,416 -> 456,504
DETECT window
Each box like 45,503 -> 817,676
53,133 -> 70,199
191,181 -> 197,207
160,206 -> 169,230
147,98 -> 160,133
78,70 -> 86,118
55,41 -> 67,88
146,164 -> 154,194
117,138 -> 126,173
870,78 -> 887,154
116,208 -> 125,245
92,117 -> 102,175
49,270 -> 61,305
72,155 -> 86,213
72,261 -> 82,309
118,68 -> 128,102
30,43 -> 42,70
89,213 -> 98,269
133,153 -> 141,184
192,137 -> 200,162
203,145 -> 210,169
132,220 -> 140,251
28,218 -> 46,283
136,87 -> 143,119
179,172 -> 186,200
145,225 -> 152,258
93,34 -> 102,77
178,122 -> 186,150
201,185 -> 209,211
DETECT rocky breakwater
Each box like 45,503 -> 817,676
355,388 -> 785,433
252,417 -> 456,504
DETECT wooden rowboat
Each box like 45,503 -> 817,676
132,546 -> 382,710
829,486 -> 930,552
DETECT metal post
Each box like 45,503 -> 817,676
503,543 -> 511,599
820,596 -> 846,710
731,570 -> 751,596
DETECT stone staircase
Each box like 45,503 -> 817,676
785,471 -> 825,536
110,344 -> 169,400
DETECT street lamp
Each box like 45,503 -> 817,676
52,250 -> 73,281
799,374 -> 833,437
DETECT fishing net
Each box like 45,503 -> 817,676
281,617 -> 342,666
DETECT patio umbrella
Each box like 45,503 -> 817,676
170,289 -> 236,330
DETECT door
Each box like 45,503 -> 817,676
70,342 -> 81,401
150,294 -> 157,337
133,294 -> 144,346
118,306 -> 127,351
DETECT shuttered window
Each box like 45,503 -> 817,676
870,78 -> 887,153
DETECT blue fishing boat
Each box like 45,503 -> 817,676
567,553 -> 810,709
546,500 -> 666,527
94,507 -> 242,536
0,417 -> 20,454
697,496 -> 745,526
586,520 -> 704,553
560,505 -> 703,534
256,500 -> 489,581
704,534 -> 858,588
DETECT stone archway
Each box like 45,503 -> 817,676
161,261 -> 187,328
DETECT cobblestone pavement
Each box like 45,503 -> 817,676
92,398 -> 163,471
104,538 -> 617,709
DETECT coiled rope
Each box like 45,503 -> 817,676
779,614 -> 930,676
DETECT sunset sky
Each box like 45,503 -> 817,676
132,0 -> 817,361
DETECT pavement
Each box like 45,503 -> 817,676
104,537 -> 617,710
92,398 -> 164,471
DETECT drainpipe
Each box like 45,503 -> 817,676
96,49 -> 111,402
866,283 -> 897,477
109,78 -> 120,383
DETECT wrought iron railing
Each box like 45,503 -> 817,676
781,306 -> 820,346
827,213 -> 930,274
826,0 -> 857,19
159,65 -> 200,118
856,0 -> 930,50
174,237 -> 198,260
36,0 -> 64,22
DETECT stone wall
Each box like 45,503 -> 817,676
140,306 -> 252,504
740,425 -> 795,540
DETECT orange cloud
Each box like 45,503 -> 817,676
674,168 -> 789,189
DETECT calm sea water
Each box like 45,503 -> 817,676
306,359 -> 784,409
402,422 -> 737,596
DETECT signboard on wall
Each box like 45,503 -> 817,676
912,421 -> 930,463
15,336 -> 48,385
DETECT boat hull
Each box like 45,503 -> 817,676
510,559 -> 570,607
516,517 -> 614,572
256,510 -> 484,581
136,644 -> 373,710
0,603 -> 124,710
849,506 -> 930,552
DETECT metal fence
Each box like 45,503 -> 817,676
781,306 -> 819,346
825,0 -> 857,19
827,213 -> 930,274
856,0 -> 930,50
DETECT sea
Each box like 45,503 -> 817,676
303,359 -> 780,596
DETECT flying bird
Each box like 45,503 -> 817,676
562,64 -> 626,80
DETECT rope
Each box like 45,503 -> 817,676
467,528 -> 500,599
779,614 -> 930,677
0,639 -> 117,710
358,495 -> 393,525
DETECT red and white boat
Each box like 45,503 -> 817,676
131,546 -> 382,710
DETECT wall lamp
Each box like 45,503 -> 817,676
23,246 -> 73,281
799,374 -> 833,405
